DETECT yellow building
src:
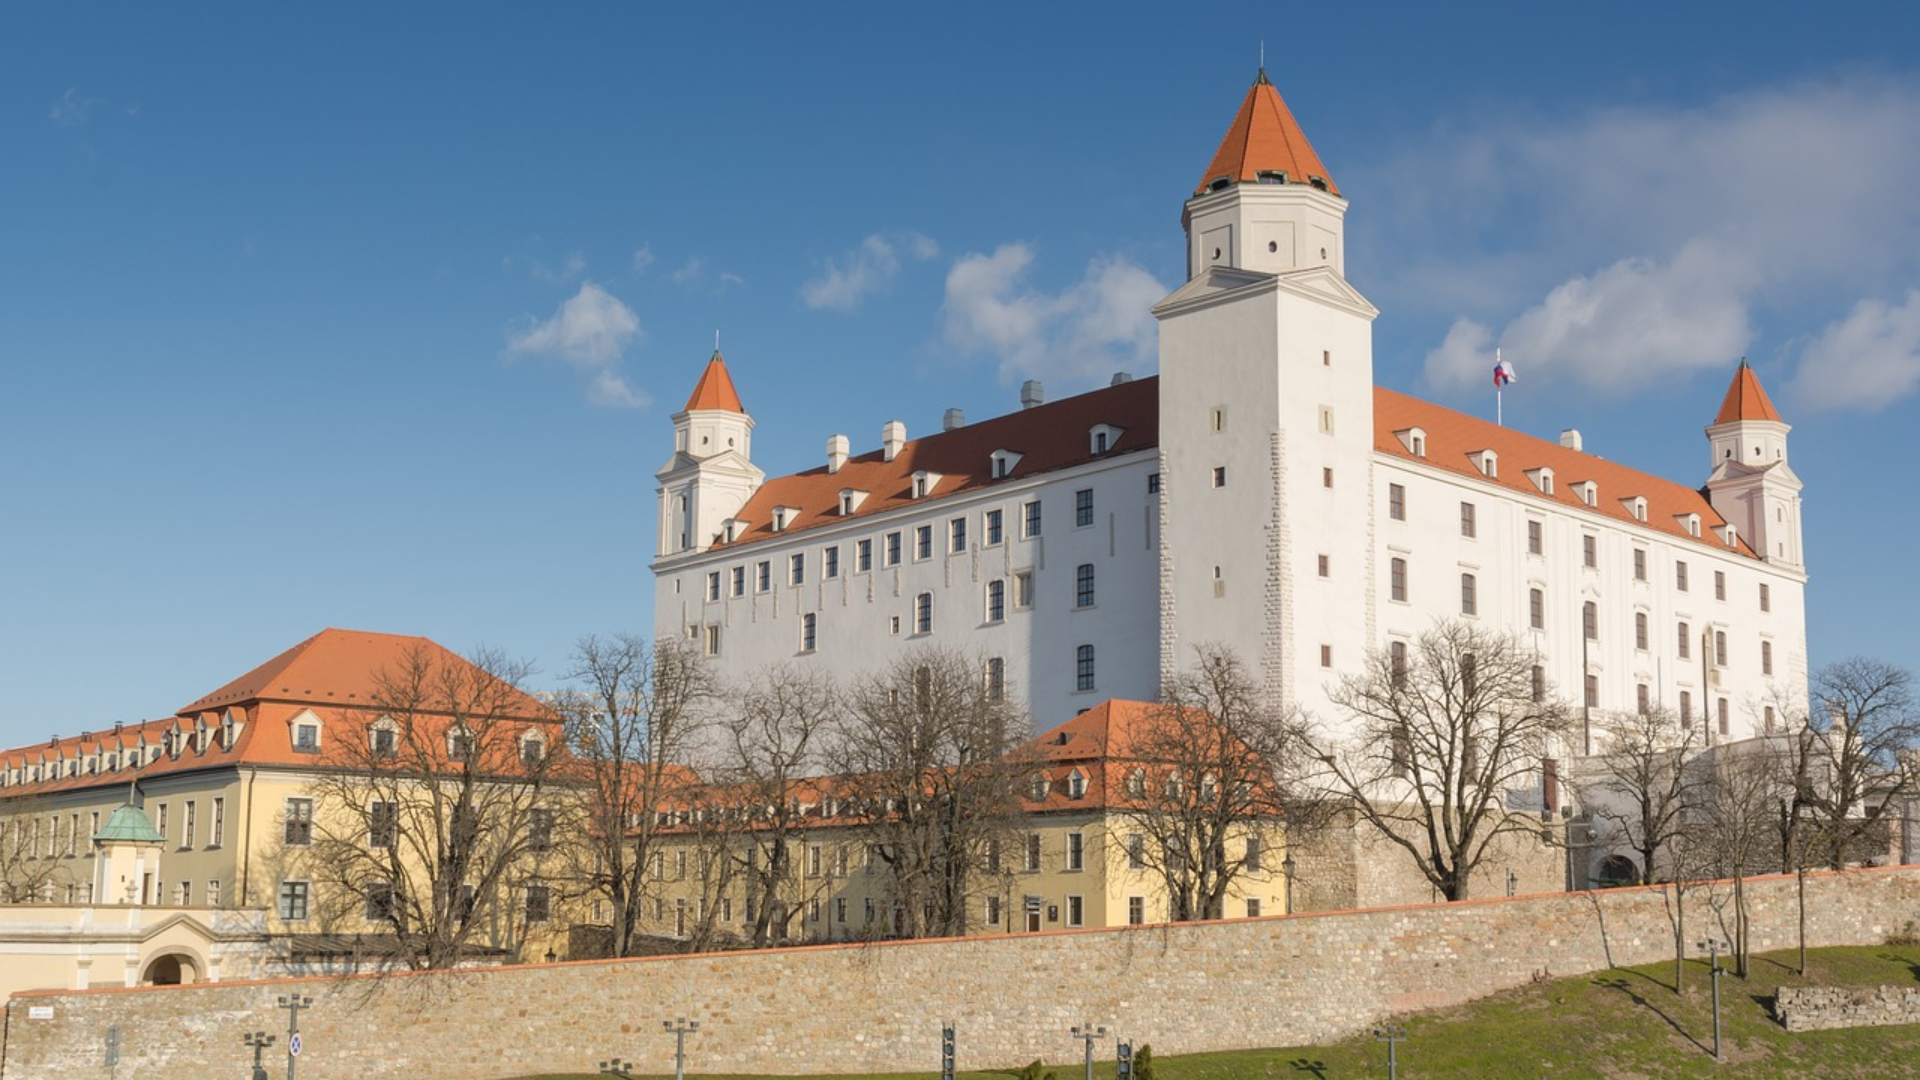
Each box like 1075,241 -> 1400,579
0,628 -> 578,978
628,700 -> 1292,945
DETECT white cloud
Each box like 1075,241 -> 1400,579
49,89 -> 93,127
631,245 -> 656,273
506,282 -> 648,409
530,251 -> 586,285
1360,77 -> 1920,406
1787,290 -> 1920,412
1424,241 -> 1753,393
802,232 -> 940,312
943,244 -> 1166,386
670,258 -> 705,285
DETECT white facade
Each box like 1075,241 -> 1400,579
648,75 -> 1811,741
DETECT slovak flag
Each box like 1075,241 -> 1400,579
1493,352 -> 1517,388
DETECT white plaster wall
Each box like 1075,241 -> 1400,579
652,454 -> 1162,731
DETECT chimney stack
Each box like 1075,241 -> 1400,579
826,434 -> 849,474
1020,380 -> 1045,410
1111,371 -> 1133,386
1559,429 -> 1583,453
943,408 -> 966,432
881,420 -> 906,462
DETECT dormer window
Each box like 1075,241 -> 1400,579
1624,496 -> 1647,523
838,489 -> 868,516
1067,769 -> 1088,799
1574,481 -> 1597,507
1472,449 -> 1498,478
721,518 -> 743,544
290,711 -> 322,754
1679,513 -> 1701,538
1395,427 -> 1427,458
911,471 -> 942,499
1717,523 -> 1739,548
771,506 -> 797,532
1256,169 -> 1289,184
1029,772 -> 1052,801
446,726 -> 474,761
990,449 -> 1024,479
1526,467 -> 1554,495
520,730 -> 547,766
370,717 -> 399,759
1089,424 -> 1126,456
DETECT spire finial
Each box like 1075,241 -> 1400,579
714,329 -> 721,356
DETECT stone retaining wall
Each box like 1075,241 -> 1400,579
4,867 -> 1918,1080
1775,984 -> 1920,1032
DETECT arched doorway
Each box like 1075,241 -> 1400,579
142,953 -> 198,986
1596,854 -> 1640,888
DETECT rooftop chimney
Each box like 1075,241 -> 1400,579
826,434 -> 849,474
1020,380 -> 1045,410
943,408 -> 966,431
881,420 -> 906,462
1559,429 -> 1583,453
1111,371 -> 1133,386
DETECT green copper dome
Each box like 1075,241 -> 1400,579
94,803 -> 164,844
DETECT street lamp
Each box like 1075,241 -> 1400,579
1282,853 -> 1298,915
277,994 -> 313,1080
1070,1022 -> 1108,1080
1696,938 -> 1729,1062
663,1017 -> 700,1080
1373,1024 -> 1407,1080
241,1031 -> 276,1080
599,1057 -> 634,1077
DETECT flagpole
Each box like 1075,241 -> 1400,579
1496,348 -> 1504,427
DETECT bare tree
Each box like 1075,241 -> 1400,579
1575,706 -> 1701,886
0,796 -> 65,904
1680,740 -> 1789,979
716,664 -> 839,948
1319,622 -> 1573,901
553,634 -> 716,958
1780,658 -> 1920,870
835,648 -> 1030,938
305,641 -> 563,970
1110,645 -> 1315,921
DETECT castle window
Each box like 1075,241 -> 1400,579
1075,644 -> 1096,692
1460,502 -> 1477,538
756,560 -> 771,592
801,613 -> 817,653
1089,424 -> 1125,455
915,593 -> 933,634
1635,612 -> 1649,651
1148,473 -> 1161,494
1583,535 -> 1597,568
1529,588 -> 1544,630
985,509 -> 1003,546
949,517 -> 968,554
1527,520 -> 1543,555
1583,601 -> 1598,641
1762,639 -> 1773,676
1715,631 -> 1728,667
824,546 -> 839,579
705,625 -> 722,656
1213,466 -> 1227,488
789,552 -> 805,585
990,450 -> 1023,479
1527,467 -> 1554,495
1390,558 -> 1408,603
915,525 -> 933,560
706,571 -> 721,601
857,538 -> 872,572
1075,489 -> 1094,527
771,506 -> 795,532
1760,582 -> 1770,612
1460,573 -> 1477,616
1678,622 -> 1691,660
1714,571 -> 1726,601
1676,561 -> 1690,592
987,580 -> 1006,623
1389,483 -> 1405,521
1211,408 -> 1226,432
1076,563 -> 1096,608
1633,549 -> 1647,582
1395,427 -> 1427,457
885,531 -> 902,566
1023,500 -> 1042,538
1014,571 -> 1034,609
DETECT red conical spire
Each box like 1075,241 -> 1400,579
682,350 -> 745,414
1195,69 -> 1339,197
1713,359 -> 1782,424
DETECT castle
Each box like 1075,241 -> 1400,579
649,71 -> 1810,745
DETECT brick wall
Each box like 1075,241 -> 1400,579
5,867 -> 1918,1080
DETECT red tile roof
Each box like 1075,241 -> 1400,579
1712,360 -> 1783,424
711,376 -> 1159,550
1196,70 -> 1340,198
179,628 -> 548,717
682,350 -> 746,414
1375,388 -> 1755,558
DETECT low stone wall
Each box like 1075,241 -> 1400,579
4,867 -> 1918,1080
1775,985 -> 1920,1032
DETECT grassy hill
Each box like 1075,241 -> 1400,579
520,943 -> 1920,1080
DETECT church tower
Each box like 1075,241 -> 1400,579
1705,360 -> 1804,569
655,351 -> 763,558
1154,71 -> 1378,715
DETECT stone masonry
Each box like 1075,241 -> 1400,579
1775,985 -> 1920,1032
4,867 -> 1918,1080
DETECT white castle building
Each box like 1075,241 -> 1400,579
650,72 -> 1809,743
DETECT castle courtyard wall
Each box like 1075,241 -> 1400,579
4,866 -> 1918,1080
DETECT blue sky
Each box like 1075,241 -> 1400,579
5,3 -> 1919,744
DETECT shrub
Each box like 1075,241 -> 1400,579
1134,1044 -> 1156,1080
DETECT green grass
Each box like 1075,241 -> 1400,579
516,944 -> 1920,1080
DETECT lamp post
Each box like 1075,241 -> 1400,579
1373,1024 -> 1407,1080
663,1017 -> 700,1080
940,1022 -> 956,1080
241,1031 -> 276,1080
277,993 -> 312,1080
1070,1022 -> 1108,1080
1697,938 -> 1729,1062
1282,853 -> 1298,915
599,1057 -> 634,1077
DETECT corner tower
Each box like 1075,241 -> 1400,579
1155,72 -> 1377,716
1182,68 -> 1349,280
654,350 -> 763,558
1705,360 -> 1804,569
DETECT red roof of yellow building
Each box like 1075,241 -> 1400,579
1195,70 -> 1340,197
1712,360 -> 1783,424
682,350 -> 746,414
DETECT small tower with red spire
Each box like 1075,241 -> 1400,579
1704,360 -> 1803,569
1182,68 -> 1347,280
654,350 -> 763,558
